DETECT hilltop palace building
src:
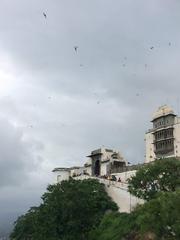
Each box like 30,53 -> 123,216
53,105 -> 180,183
85,147 -> 126,176
145,105 -> 180,163
52,147 -> 127,182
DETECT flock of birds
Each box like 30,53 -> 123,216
42,10 -> 172,70
43,11 -> 78,53
36,10 -> 173,122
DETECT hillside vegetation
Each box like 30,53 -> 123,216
11,158 -> 180,240
10,179 -> 117,240
90,158 -> 180,240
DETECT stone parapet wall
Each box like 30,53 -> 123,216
73,175 -> 144,213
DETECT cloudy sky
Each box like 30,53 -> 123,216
0,0 -> 180,234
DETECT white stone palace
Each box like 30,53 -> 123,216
145,105 -> 180,163
85,147 -> 126,176
52,105 -> 180,212
52,105 -> 180,182
52,147 -> 127,182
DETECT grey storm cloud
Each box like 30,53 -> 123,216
0,117 -> 43,187
0,0 -> 180,235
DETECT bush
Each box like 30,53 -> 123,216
89,191 -> 180,240
134,191 -> 180,239
10,179 -> 118,240
128,158 -> 180,200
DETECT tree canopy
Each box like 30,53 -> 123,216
89,212 -> 136,240
89,190 -> 180,240
10,178 -> 118,240
89,158 -> 180,239
134,190 -> 180,239
10,158 -> 180,240
128,158 -> 180,200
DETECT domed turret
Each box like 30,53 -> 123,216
145,105 -> 180,164
152,105 -> 175,121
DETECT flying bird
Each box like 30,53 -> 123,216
150,46 -> 154,50
74,46 -> 78,52
169,42 -> 171,46
43,12 -> 47,18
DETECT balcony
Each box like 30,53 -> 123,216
149,125 -> 174,133
153,136 -> 174,144
154,148 -> 174,155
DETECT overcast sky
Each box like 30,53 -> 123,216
0,0 -> 180,234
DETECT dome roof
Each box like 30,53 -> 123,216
152,105 -> 175,121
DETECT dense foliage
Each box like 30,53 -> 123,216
10,179 -> 118,240
90,158 -> 180,240
128,158 -> 180,200
89,191 -> 180,240
89,212 -> 137,240
11,158 -> 180,240
134,190 -> 180,239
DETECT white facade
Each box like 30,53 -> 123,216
100,162 -> 107,176
173,117 -> 180,157
52,168 -> 70,183
73,175 -> 144,213
105,182 -> 144,213
85,147 -> 126,176
145,105 -> 180,163
113,170 -> 137,183
145,132 -> 156,163
84,165 -> 92,175
52,147 -> 126,182
70,166 -> 84,177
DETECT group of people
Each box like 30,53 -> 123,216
72,171 -> 90,178
99,174 -> 122,182
72,172 -> 122,183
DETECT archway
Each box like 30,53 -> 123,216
94,160 -> 100,176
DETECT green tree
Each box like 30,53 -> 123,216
10,207 -> 39,240
10,179 -> 118,240
134,190 -> 180,240
128,158 -> 180,200
82,158 -> 180,240
89,191 -> 180,240
89,212 -> 137,240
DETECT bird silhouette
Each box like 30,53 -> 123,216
74,46 -> 78,52
150,46 -> 154,50
169,42 -> 171,46
43,12 -> 47,18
